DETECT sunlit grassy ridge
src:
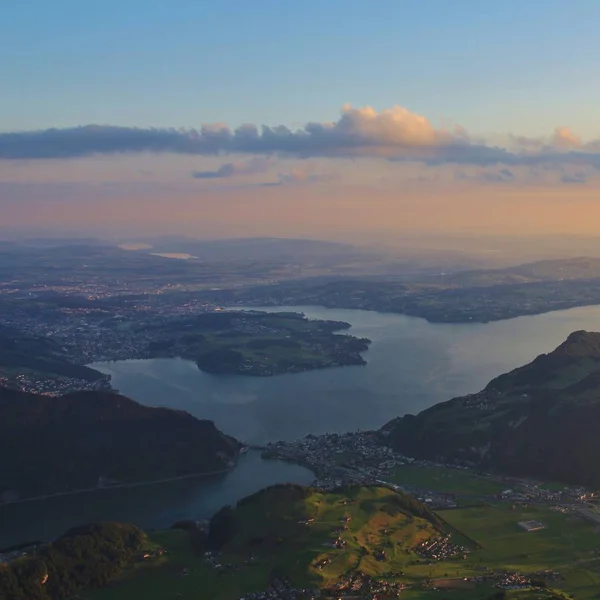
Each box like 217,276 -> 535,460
86,484 -> 600,600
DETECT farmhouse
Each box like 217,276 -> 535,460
517,520 -> 547,532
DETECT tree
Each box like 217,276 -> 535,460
0,522 -> 143,600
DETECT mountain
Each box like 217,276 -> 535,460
0,237 -> 112,248
0,387 -> 240,500
382,331 -> 600,487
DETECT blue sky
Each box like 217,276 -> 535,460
3,0 -> 600,136
3,0 -> 600,238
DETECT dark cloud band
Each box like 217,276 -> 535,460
1,105 -> 599,169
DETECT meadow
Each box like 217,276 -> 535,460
439,503 -> 600,599
84,486 -> 600,600
389,465 -> 506,497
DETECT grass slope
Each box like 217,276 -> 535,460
85,486 -> 600,600
439,503 -> 600,599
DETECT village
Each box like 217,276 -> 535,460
260,430 -> 596,509
239,576 -> 317,600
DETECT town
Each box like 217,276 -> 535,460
0,295 -> 369,394
261,430 -> 595,507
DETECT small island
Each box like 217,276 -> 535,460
145,311 -> 371,376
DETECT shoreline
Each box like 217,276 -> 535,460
0,464 -> 238,508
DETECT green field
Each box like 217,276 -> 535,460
389,465 -> 506,497
84,487 -> 600,600
439,503 -> 600,599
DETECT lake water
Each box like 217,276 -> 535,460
92,304 -> 600,443
0,451 -> 313,549
4,303 -> 600,548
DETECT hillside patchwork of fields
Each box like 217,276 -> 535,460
82,484 -> 600,600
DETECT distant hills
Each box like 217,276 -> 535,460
0,236 -> 396,291
126,236 -> 371,261
420,256 -> 600,288
7,236 -> 600,324
382,330 -> 600,487
213,256 -> 600,323
0,388 -> 240,500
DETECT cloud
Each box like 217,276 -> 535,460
259,167 -> 333,187
552,127 -> 582,150
192,163 -> 236,179
509,127 -> 583,153
191,157 -> 270,179
0,105 -> 451,160
561,172 -> 588,184
455,167 -> 516,183
1,105 -> 600,172
278,168 -> 333,185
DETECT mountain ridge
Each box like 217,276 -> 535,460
382,330 -> 600,487
0,387 -> 240,500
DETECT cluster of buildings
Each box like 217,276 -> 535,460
239,576 -> 317,600
264,431 -> 600,516
262,431 -> 406,489
498,478 -> 591,505
0,291 -> 221,362
414,534 -> 468,561
329,571 -> 405,598
461,569 -> 562,591
494,571 -> 534,590
0,372 -> 112,397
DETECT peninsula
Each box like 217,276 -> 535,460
145,311 -> 371,376
0,311 -> 371,396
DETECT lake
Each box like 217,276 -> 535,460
0,451 -> 313,549
92,304 -> 600,443
4,303 -> 600,547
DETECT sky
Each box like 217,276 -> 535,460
2,0 -> 600,239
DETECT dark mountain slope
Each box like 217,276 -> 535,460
382,331 -> 600,487
0,387 -> 239,499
